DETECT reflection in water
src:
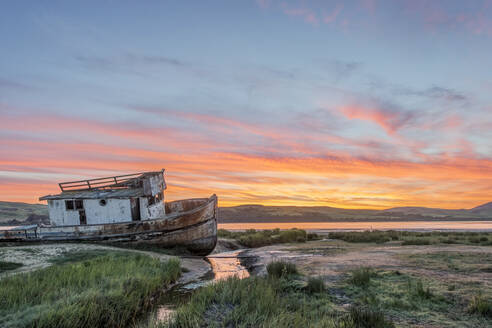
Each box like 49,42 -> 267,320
207,251 -> 250,280
154,250 -> 250,323
219,221 -> 492,231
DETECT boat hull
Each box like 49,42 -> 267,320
0,195 -> 218,256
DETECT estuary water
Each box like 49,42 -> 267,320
218,221 -> 492,232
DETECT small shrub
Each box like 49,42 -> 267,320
305,276 -> 325,293
469,237 -> 481,244
346,306 -> 395,328
267,260 -> 298,278
307,233 -> 321,241
349,267 -> 375,287
468,293 -> 492,318
402,239 -> 431,246
217,229 -> 235,238
329,231 -> 393,244
219,229 -> 309,248
407,279 -> 432,299
441,238 -> 458,244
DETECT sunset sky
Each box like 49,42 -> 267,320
1,0 -> 491,209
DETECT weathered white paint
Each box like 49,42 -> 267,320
83,199 -> 132,224
148,201 -> 166,219
47,198 -> 133,226
47,200 -> 81,226
143,171 -> 166,196
139,197 -> 149,220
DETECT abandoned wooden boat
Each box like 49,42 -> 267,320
0,170 -> 218,255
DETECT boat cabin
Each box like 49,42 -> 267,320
39,170 -> 167,226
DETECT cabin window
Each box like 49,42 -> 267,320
99,199 -> 107,206
65,200 -> 74,210
75,200 -> 84,210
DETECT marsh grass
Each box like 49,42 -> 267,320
305,276 -> 326,294
160,274 -> 394,328
401,239 -> 431,246
107,242 -> 192,255
329,231 -> 396,244
349,267 -> 376,288
399,252 -> 492,274
468,293 -> 492,318
218,228 -> 308,248
407,279 -> 433,300
48,249 -> 111,264
0,250 -> 181,328
340,269 -> 491,327
267,260 -> 298,278
329,230 -> 492,246
0,261 -> 23,273
347,306 -> 395,328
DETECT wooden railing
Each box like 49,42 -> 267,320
58,172 -> 151,192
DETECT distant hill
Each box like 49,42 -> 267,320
0,201 -> 49,225
470,202 -> 492,216
219,202 -> 492,222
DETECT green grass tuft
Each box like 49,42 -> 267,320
305,276 -> 326,294
267,260 -> 298,278
349,267 -> 375,288
468,293 -> 492,318
346,306 -> 395,328
407,279 -> 433,299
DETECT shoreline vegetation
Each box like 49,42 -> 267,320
0,250 -> 181,328
219,228 -> 492,248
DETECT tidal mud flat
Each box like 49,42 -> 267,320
1,230 -> 492,327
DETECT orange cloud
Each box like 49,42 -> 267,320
1,110 -> 491,209
338,105 -> 412,135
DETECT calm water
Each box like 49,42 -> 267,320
218,221 -> 492,232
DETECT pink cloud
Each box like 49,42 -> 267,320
338,105 -> 410,135
256,0 -> 271,9
323,4 -> 343,23
281,3 -> 319,25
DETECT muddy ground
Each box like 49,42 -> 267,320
241,239 -> 492,289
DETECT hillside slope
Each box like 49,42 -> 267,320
219,202 -> 492,222
0,201 -> 49,225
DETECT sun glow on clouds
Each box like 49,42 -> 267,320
1,107 -> 491,209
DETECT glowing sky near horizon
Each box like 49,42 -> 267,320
1,0 -> 491,209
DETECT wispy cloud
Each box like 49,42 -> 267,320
74,53 -> 191,76
394,85 -> 468,103
281,3 -> 319,26
0,78 -> 31,90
